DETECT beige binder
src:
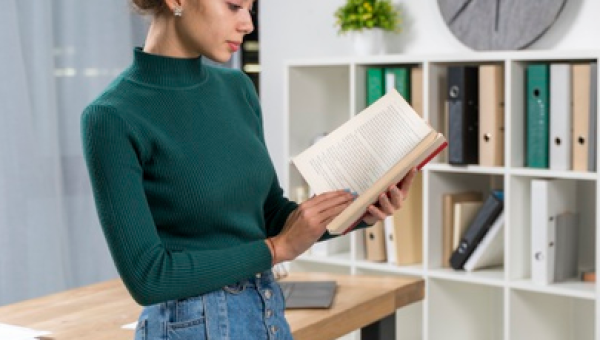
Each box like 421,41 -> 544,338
479,64 -> 505,167
364,222 -> 387,262
392,171 -> 423,265
441,191 -> 483,267
572,63 -> 592,171
452,201 -> 483,249
411,67 -> 424,117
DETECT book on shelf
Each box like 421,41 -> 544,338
292,88 -> 447,235
449,190 -> 504,270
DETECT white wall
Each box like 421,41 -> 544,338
260,0 -> 600,186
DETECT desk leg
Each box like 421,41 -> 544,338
360,313 -> 395,340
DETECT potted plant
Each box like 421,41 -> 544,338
334,0 -> 402,55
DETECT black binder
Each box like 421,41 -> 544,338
449,191 -> 503,269
448,66 -> 479,165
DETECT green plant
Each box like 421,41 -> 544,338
334,0 -> 402,34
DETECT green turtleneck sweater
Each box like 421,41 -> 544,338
81,48 -> 299,306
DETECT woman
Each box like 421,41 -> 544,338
80,0 -> 416,339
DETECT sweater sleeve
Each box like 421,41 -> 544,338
81,106 -> 274,306
240,73 -> 298,237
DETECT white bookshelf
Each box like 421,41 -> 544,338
283,51 -> 599,340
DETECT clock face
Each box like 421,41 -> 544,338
437,0 -> 567,50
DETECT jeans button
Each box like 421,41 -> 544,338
264,289 -> 272,299
265,309 -> 273,318
270,325 -> 278,334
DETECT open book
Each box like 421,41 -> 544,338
292,89 -> 447,235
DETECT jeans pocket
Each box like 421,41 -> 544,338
166,296 -> 206,339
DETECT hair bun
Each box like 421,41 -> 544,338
130,0 -> 166,14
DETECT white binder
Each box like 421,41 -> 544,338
549,64 -> 572,171
531,179 -> 577,285
463,211 -> 504,272
383,216 -> 397,264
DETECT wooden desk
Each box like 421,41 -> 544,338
0,272 -> 424,340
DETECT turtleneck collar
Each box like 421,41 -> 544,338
124,47 -> 207,88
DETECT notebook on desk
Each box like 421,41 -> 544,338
278,281 -> 337,309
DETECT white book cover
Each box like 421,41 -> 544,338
549,63 -> 572,171
531,179 -> 577,285
463,212 -> 505,272
383,216 -> 397,264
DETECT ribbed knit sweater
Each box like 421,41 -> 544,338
81,48 -> 298,306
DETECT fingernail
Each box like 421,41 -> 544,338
352,191 -> 358,196
343,188 -> 351,193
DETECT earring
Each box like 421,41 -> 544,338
173,6 -> 183,17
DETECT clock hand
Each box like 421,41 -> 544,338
448,0 -> 475,26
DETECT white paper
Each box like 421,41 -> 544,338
122,321 -> 138,330
0,323 -> 51,340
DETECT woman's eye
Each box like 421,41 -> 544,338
227,3 -> 242,11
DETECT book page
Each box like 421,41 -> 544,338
292,89 -> 431,194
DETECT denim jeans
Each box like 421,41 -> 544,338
134,270 -> 293,340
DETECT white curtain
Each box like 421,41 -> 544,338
0,0 -> 149,305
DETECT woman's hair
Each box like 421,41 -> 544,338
130,0 -> 168,15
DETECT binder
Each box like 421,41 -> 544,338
526,64 -> 550,168
392,171 -> 423,265
383,216 -> 397,265
367,67 -> 385,106
364,221 -> 387,262
441,191 -> 482,267
452,201 -> 483,249
572,63 -> 596,171
449,191 -> 503,270
385,67 -> 411,101
479,64 -> 505,167
554,212 -> 579,283
589,62 -> 597,172
411,67 -> 424,117
549,63 -> 572,171
530,179 -> 577,285
463,211 -> 505,272
448,66 -> 479,165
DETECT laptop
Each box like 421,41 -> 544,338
278,280 -> 337,309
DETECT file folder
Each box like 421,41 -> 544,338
448,66 -> 479,165
549,63 -> 572,171
479,64 -> 504,167
526,64 -> 550,168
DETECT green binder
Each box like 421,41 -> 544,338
526,64 -> 550,168
384,67 -> 411,102
366,67 -> 385,106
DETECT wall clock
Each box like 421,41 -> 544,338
437,0 -> 568,50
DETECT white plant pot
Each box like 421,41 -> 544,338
350,28 -> 386,56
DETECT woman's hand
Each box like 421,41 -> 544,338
267,190 -> 355,264
362,168 -> 417,226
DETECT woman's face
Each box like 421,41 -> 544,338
174,0 -> 254,62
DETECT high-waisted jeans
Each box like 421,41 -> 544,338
134,270 -> 293,340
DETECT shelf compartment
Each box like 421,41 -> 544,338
427,279 -> 504,340
509,289 -> 595,340
508,176 -> 596,284
427,172 -> 504,270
